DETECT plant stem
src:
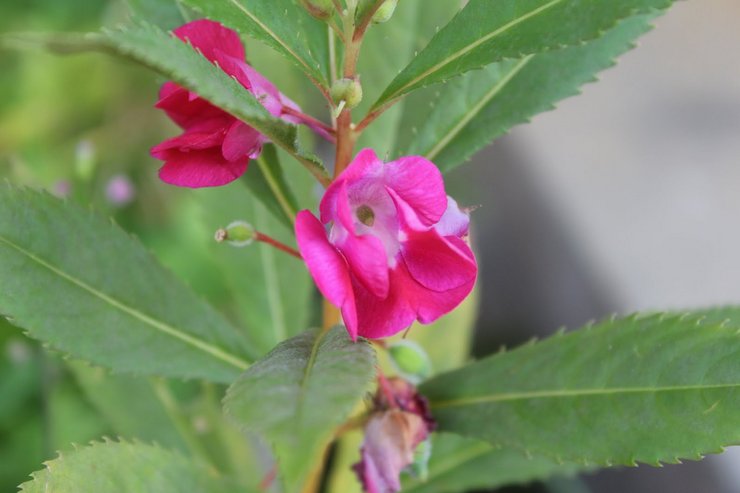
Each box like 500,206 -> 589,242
254,232 -> 302,259
150,378 -> 216,470
283,106 -> 336,142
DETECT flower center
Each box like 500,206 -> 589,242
356,205 -> 375,226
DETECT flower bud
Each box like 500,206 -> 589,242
388,340 -> 432,384
330,77 -> 363,110
372,0 -> 398,24
215,220 -> 255,247
299,0 -> 334,20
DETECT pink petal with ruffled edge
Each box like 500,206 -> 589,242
295,211 -> 359,339
157,148 -> 247,188
383,155 -> 447,227
155,82 -> 226,129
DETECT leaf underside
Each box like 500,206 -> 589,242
421,312 -> 740,466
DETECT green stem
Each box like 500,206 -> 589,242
150,379 -> 216,470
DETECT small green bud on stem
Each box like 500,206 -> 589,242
299,0 -> 334,20
387,340 -> 432,384
215,220 -> 255,247
372,0 -> 398,24
331,77 -> 363,110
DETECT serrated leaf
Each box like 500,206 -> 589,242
181,0 -> 331,89
224,326 -> 376,492
403,434 -> 585,493
403,13 -> 654,171
0,184 -> 252,383
421,313 -> 740,466
102,21 -> 330,186
357,0 -> 461,155
19,440 -> 242,493
373,0 -> 675,110
125,0 -> 186,29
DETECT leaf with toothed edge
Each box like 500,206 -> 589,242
0,184 -> 254,383
421,312 -> 740,467
400,13 -> 657,172
224,326 -> 376,493
19,439 -> 246,493
372,0 -> 676,110
402,434 -> 588,493
102,21 -> 330,185
180,0 -> 331,88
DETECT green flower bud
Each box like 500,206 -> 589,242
330,77 -> 363,110
372,0 -> 398,24
299,0 -> 334,20
387,340 -> 432,384
215,220 -> 255,247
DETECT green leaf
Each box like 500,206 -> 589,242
102,21 -> 330,186
194,172 -> 313,356
181,0 -> 331,89
403,434 -> 585,493
67,361 -> 186,450
224,326 -> 376,492
125,0 -> 186,29
19,440 -> 242,493
357,0 -> 460,155
373,0 -> 674,110
421,313 -> 740,466
0,184 -> 252,383
402,13 -> 654,171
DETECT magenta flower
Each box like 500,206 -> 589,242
295,149 -> 477,340
151,19 -> 306,188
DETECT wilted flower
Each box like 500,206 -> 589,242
353,378 -> 435,493
295,149 -> 477,340
151,20 -> 310,188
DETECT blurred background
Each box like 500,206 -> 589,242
1,0 -> 739,492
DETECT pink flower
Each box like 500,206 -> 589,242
295,149 -> 477,340
151,19 -> 305,188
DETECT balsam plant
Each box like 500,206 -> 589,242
1,0 -> 739,492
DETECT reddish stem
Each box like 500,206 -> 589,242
282,106 -> 337,142
376,368 -> 399,409
255,232 -> 302,260
259,466 -> 277,491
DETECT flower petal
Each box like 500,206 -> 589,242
401,229 -> 477,292
435,196 -> 470,238
320,149 -> 384,224
156,147 -> 247,188
384,155 -> 447,227
222,121 -> 264,161
173,19 -> 245,63
295,211 -> 359,339
155,82 -> 225,129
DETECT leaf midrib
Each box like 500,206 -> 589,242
431,382 -> 740,409
424,55 -> 534,161
225,0 -> 325,85
0,234 -> 249,371
377,0 -> 564,107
